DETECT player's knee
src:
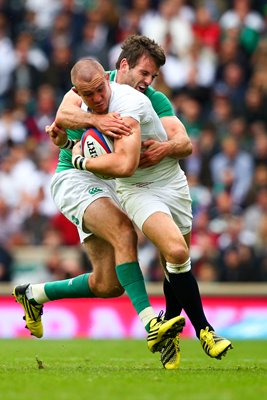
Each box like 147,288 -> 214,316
115,219 -> 138,250
164,242 -> 189,265
89,273 -> 124,298
98,285 -> 125,298
91,281 -> 125,298
166,258 -> 191,274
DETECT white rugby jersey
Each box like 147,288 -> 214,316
83,82 -> 187,187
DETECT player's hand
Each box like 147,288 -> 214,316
91,113 -> 132,139
45,122 -> 68,147
139,140 -> 168,168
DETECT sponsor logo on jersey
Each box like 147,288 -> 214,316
71,215 -> 79,225
88,187 -> 103,195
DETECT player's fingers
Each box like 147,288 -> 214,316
142,139 -> 155,146
45,125 -> 53,134
108,123 -> 131,134
110,112 -> 123,120
104,130 -> 122,139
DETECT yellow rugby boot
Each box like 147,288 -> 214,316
200,327 -> 233,359
147,312 -> 185,353
160,334 -> 181,369
13,284 -> 43,338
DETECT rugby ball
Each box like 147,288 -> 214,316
81,127 -> 114,179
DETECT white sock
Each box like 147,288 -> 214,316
139,306 -> 157,328
26,284 -> 50,304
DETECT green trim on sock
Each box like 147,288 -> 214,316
116,262 -> 150,314
44,273 -> 96,300
29,299 -> 39,305
145,321 -> 150,332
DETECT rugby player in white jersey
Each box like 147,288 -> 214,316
12,58 -> 186,356
15,36 -> 232,368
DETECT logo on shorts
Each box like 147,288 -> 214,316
88,187 -> 103,195
71,215 -> 79,225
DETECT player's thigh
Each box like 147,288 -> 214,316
119,183 -> 192,237
123,187 -> 191,262
83,197 -> 137,252
142,211 -> 189,263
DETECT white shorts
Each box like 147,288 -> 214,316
51,169 -> 120,242
117,180 -> 192,235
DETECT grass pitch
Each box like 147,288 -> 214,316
0,338 -> 266,400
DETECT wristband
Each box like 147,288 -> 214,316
60,139 -> 77,149
72,155 -> 87,170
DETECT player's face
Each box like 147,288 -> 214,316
75,73 -> 111,114
120,55 -> 159,93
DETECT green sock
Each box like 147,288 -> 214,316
44,273 -> 96,300
115,262 -> 151,314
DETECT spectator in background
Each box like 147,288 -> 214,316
25,0 -> 61,34
208,86 -> 234,139
218,242 -> 260,282
210,135 -> 254,206
126,0 -> 156,35
141,0 -> 194,58
215,34 -> 250,85
243,85 -> 267,125
74,12 -> 110,69
254,213 -> 267,280
42,44 -> 73,102
192,4 -> 221,51
0,106 -> 28,148
0,244 -> 13,282
197,122 -> 220,188
13,31 -> 48,73
209,190 -> 243,236
44,247 -> 86,281
24,84 -> 57,145
40,11 -> 74,58
49,212 -> 80,246
178,94 -> 204,140
0,0 -> 27,40
190,209 -> 219,281
108,8 -> 140,69
0,13 -> 16,109
252,125 -> 267,167
12,32 -> 42,95
227,115 -> 251,150
196,260 -> 219,282
215,213 -> 259,281
187,173 -> 212,216
217,60 -> 249,114
39,0 -> 88,57
161,35 -> 217,97
219,0 -> 265,56
0,196 -> 24,247
20,149 -> 58,245
243,187 -> 267,241
245,164 -> 267,206
8,144 -> 44,218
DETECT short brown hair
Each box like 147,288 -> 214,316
116,35 -> 166,69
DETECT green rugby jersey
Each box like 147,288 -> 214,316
56,70 -> 175,172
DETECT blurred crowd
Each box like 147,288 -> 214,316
0,0 -> 267,284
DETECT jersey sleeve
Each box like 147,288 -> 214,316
146,88 -> 175,118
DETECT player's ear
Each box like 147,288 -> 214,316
105,72 -> 110,81
120,58 -> 129,71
